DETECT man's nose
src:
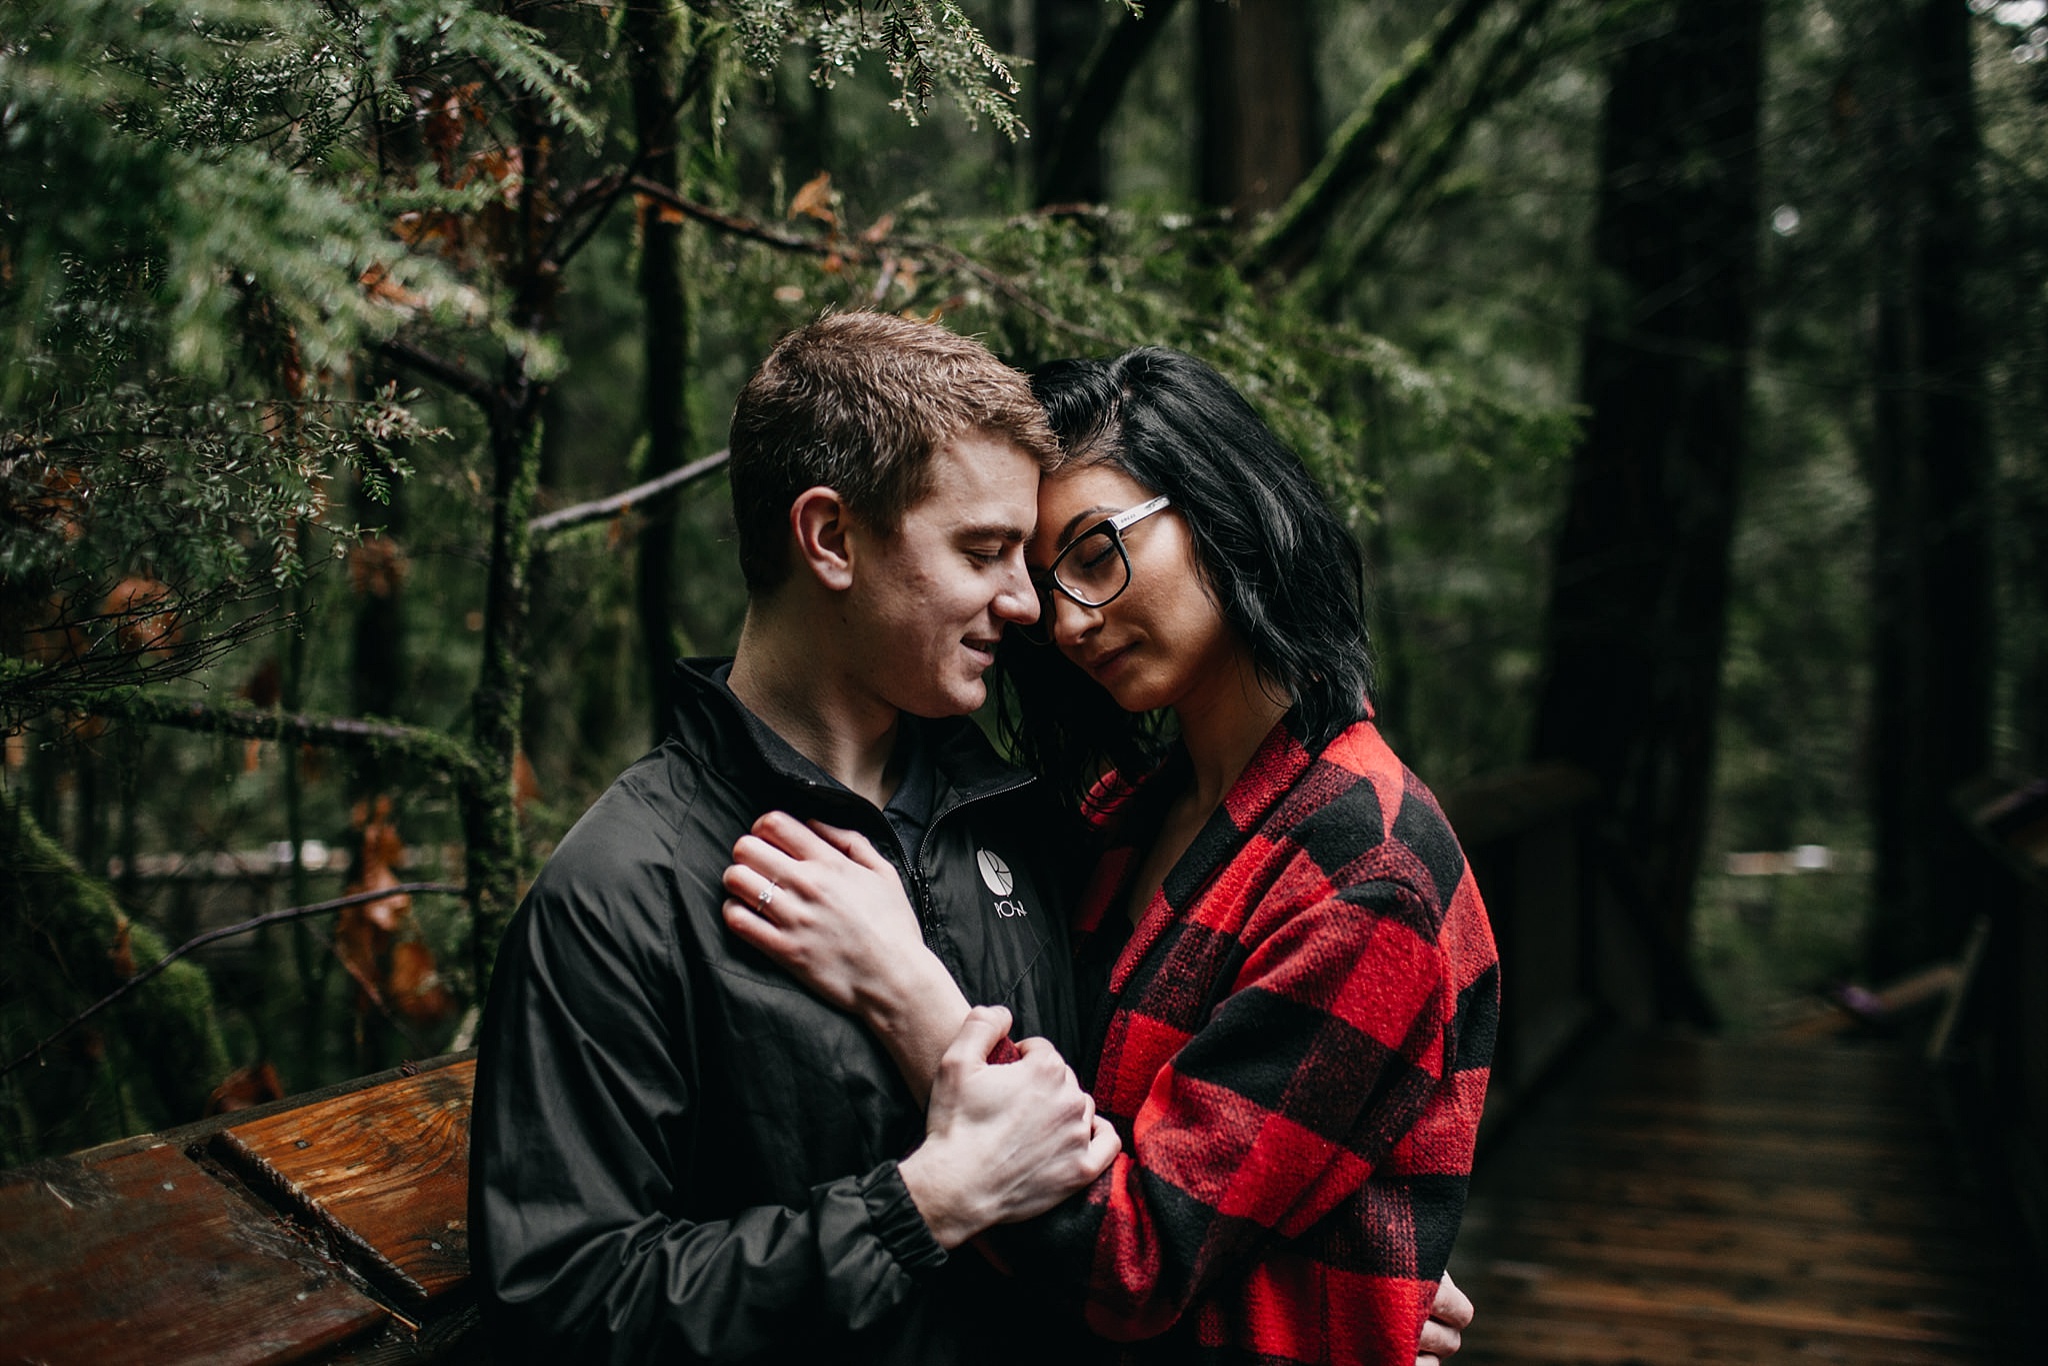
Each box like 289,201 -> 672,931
994,563 -> 1039,625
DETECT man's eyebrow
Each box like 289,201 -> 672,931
958,522 -> 1028,543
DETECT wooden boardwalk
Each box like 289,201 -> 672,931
1453,1035 -> 2030,1364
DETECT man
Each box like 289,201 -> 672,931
470,312 -> 1116,1365
470,313 -> 1473,1365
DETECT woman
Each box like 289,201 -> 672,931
723,347 -> 1496,1366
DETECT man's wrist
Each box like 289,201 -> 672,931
896,1144 -> 981,1250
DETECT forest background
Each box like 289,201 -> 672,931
2,0 -> 2042,1165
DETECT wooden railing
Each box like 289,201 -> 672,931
0,763 -> 1615,1364
0,1054 -> 479,1364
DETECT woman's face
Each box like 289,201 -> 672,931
1028,462 -> 1245,716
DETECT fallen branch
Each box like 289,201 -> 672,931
529,448 -> 731,539
0,882 -> 465,1080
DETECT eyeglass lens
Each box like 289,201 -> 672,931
1055,527 -> 1130,606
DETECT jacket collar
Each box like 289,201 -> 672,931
667,657 -> 1032,817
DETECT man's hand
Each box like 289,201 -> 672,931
897,1007 -> 1121,1248
1418,1269 -> 1473,1365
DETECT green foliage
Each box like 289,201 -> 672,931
0,0 -> 588,721
727,0 -> 1135,136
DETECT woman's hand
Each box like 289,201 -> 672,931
1417,1269 -> 1473,1364
722,812 -> 928,1013
722,812 -> 971,1100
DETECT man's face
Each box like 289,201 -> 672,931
844,431 -> 1041,718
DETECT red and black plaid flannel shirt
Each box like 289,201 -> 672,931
992,709 -> 1498,1365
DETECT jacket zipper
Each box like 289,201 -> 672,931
912,772 -> 1035,951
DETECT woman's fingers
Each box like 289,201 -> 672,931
749,810 -> 840,860
804,819 -> 896,873
720,848 -> 796,920
721,897 -> 792,956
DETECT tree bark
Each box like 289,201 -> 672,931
627,0 -> 694,748
1033,0 -> 1182,206
1530,0 -> 1767,1026
1865,0 -> 1994,977
1196,0 -> 1318,215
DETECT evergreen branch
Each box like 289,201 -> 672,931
1036,0 -> 1183,205
376,338 -> 500,412
83,692 -> 482,782
529,448 -> 732,539
1243,0 -> 1502,276
0,882 -> 465,1082
622,182 -> 1122,346
896,235 -> 1124,347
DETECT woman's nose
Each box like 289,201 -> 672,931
1050,592 -> 1099,646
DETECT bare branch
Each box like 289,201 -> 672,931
0,882 -> 465,1080
529,448 -> 731,540
628,178 -> 827,255
376,337 -> 499,412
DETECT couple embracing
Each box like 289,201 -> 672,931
469,312 -> 1498,1366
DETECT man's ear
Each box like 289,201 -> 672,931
790,485 -> 856,591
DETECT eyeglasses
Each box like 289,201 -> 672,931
1019,495 -> 1171,644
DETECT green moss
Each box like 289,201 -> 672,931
0,796 -> 231,1163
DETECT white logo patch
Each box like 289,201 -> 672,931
976,848 -> 1014,896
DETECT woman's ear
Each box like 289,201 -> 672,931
790,485 -> 855,591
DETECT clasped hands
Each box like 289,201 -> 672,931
723,813 -> 1118,1245
720,815 -> 1472,1360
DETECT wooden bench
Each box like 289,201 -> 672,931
0,1055 -> 479,1365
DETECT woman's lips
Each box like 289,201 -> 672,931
1083,643 -> 1134,681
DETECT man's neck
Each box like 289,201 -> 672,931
727,608 -> 905,808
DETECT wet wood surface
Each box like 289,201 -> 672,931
214,1059 -> 475,1307
1454,1036 -> 2026,1364
0,1142 -> 387,1366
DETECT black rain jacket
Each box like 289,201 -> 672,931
470,659 -> 1086,1365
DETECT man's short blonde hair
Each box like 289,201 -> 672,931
728,312 -> 1060,594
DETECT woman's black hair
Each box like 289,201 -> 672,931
997,347 -> 1373,815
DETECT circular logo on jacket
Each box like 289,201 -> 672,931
976,848 -> 1013,896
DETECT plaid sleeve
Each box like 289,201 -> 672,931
996,876 -> 1453,1349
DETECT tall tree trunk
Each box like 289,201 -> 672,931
1865,0 -> 1993,978
1196,0 -> 1317,214
627,0 -> 693,748
464,398 -> 541,991
1530,0 -> 1767,1026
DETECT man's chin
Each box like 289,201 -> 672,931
903,678 -> 986,720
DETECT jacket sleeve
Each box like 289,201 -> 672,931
988,877 -> 1455,1347
468,789 -> 946,1365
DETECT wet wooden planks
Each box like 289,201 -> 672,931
1455,1036 -> 2023,1363
213,1059 -> 475,1308
0,1143 -> 386,1366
